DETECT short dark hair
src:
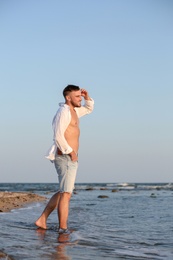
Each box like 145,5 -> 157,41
63,85 -> 80,98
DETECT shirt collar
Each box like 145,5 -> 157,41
59,102 -> 77,111
59,102 -> 69,108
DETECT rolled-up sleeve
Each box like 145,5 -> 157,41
76,98 -> 94,118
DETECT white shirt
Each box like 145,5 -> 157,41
45,98 -> 94,161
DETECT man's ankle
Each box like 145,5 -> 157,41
58,228 -> 70,234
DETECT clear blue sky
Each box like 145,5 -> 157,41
0,0 -> 173,183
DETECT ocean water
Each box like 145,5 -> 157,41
0,183 -> 173,260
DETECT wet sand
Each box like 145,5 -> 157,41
0,191 -> 46,213
0,192 -> 47,258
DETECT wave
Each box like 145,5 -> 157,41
75,182 -> 173,191
0,182 -> 173,193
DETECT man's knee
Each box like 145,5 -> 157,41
61,192 -> 71,201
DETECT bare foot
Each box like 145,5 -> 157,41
35,216 -> 47,230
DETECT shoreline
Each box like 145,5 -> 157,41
0,191 -> 46,213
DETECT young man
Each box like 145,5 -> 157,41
35,85 -> 94,233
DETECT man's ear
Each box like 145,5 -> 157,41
66,95 -> 71,102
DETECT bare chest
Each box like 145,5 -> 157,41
70,109 -> 79,127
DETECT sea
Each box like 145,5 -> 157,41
0,182 -> 173,260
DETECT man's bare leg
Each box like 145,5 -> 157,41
58,192 -> 71,230
35,191 -> 61,229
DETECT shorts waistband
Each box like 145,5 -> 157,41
57,148 -> 78,156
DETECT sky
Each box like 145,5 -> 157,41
0,0 -> 173,183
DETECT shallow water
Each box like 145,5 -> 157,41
0,183 -> 173,259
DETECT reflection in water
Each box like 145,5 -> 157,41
36,228 -> 72,260
56,234 -> 72,260
35,228 -> 47,240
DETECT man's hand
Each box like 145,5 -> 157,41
69,150 -> 78,162
81,89 -> 91,100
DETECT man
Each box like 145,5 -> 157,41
35,85 -> 94,233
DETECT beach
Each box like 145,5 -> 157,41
0,183 -> 173,259
0,191 -> 46,213
0,190 -> 46,259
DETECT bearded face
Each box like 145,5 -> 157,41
66,90 -> 82,107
